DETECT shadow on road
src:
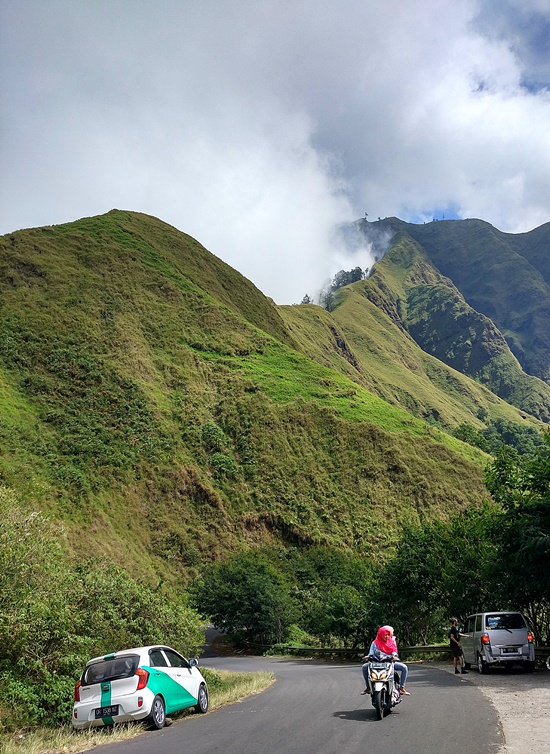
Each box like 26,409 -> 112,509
333,707 -> 402,723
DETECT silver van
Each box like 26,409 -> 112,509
461,611 -> 535,673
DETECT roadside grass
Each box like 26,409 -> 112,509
202,668 -> 275,710
0,670 -> 275,754
0,723 -> 143,754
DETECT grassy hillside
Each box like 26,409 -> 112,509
280,247 -> 545,429
0,210 -> 494,589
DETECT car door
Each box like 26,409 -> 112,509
147,648 -> 185,713
162,648 -> 200,708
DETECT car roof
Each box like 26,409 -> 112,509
467,610 -> 523,616
85,645 -> 181,665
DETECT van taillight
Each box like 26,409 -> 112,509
74,681 -> 81,702
135,668 -> 149,690
481,633 -> 490,645
527,632 -> 534,643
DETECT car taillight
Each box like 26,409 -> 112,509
481,633 -> 490,645
74,681 -> 81,702
527,632 -> 534,643
135,668 -> 149,690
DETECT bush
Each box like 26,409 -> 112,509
201,422 -> 227,453
209,452 -> 238,479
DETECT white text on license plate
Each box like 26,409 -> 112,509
95,705 -> 119,718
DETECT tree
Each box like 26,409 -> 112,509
284,547 -> 374,647
300,294 -> 312,304
190,551 -> 299,644
305,585 -> 365,647
452,420 -> 545,456
319,289 -> 336,312
330,267 -> 364,292
377,505 -> 497,644
484,418 -> 544,456
452,423 -> 490,453
485,441 -> 550,642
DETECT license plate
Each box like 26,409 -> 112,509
95,705 -> 119,719
502,648 -> 519,654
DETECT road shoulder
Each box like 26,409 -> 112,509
435,662 -> 550,754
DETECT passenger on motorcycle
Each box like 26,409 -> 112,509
361,625 -> 411,696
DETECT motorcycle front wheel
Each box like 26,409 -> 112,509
383,689 -> 392,717
373,689 -> 383,720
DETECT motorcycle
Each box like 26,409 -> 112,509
363,656 -> 402,720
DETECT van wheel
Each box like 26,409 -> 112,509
524,661 -> 535,673
477,654 -> 489,674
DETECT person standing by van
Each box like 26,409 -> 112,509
449,618 -> 470,674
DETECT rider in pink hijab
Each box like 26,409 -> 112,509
362,625 -> 411,696
373,625 -> 398,656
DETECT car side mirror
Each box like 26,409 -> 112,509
189,657 -> 198,667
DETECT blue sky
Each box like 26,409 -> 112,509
1,0 -> 550,303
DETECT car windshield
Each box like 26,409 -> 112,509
83,655 -> 139,685
486,614 -> 526,630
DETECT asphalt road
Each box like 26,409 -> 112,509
90,655 -> 503,754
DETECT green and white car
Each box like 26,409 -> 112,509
72,645 -> 208,730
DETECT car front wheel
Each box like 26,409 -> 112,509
148,695 -> 166,729
195,684 -> 209,713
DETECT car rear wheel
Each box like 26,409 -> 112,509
195,683 -> 209,713
148,695 -> 166,729
524,661 -> 536,673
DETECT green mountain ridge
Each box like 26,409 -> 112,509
369,217 -> 550,384
0,209 -> 547,590
351,228 -> 550,422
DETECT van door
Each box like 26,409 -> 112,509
461,616 -> 475,664
484,613 -> 529,659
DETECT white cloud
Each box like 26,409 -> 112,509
1,0 -> 549,303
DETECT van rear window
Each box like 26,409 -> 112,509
83,655 -> 139,685
486,614 -> 526,630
